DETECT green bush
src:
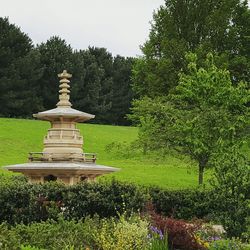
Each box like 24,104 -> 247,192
14,217 -> 97,249
149,187 -> 216,220
0,179 -> 35,224
0,223 -> 21,250
210,149 -> 250,238
63,179 -> 148,220
0,175 -> 248,239
0,218 -> 97,249
0,176 -> 148,224
0,215 -> 150,250
208,238 -> 247,250
94,214 -> 149,250
149,186 -> 249,238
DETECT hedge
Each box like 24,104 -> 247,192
0,175 -> 248,238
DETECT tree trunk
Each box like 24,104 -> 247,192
198,163 -> 205,185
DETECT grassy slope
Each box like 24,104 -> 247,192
0,118 -> 210,189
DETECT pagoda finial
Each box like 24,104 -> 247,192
56,70 -> 72,108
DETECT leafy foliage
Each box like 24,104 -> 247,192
0,175 -> 249,238
147,205 -> 205,250
130,53 -> 250,184
63,179 -> 148,220
149,188 -> 215,221
110,56 -> 134,125
132,0 -> 250,97
95,214 -> 149,250
210,146 -> 250,238
0,178 -> 147,224
0,214 -> 150,250
208,238 -> 248,250
37,36 -> 74,110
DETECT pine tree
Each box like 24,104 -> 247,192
0,17 -> 43,117
87,47 -> 113,123
110,56 -> 134,125
37,36 -> 73,110
71,50 -> 103,116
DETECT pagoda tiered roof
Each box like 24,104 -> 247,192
34,70 -> 95,122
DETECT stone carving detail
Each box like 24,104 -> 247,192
57,70 -> 72,108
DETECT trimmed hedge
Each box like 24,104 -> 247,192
149,187 -> 249,238
0,175 -> 148,224
0,175 -> 248,238
149,188 -> 217,220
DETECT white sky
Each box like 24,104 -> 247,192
0,0 -> 164,57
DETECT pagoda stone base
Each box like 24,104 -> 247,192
5,162 -> 119,185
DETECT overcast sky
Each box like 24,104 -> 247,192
0,0 -> 165,57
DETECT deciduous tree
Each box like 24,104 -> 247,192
132,0 -> 250,98
130,53 -> 250,184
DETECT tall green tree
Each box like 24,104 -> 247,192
133,0 -> 250,98
0,18 -> 135,124
110,56 -> 134,125
38,36 -> 73,110
87,47 -> 113,123
0,17 -> 43,117
71,50 -> 104,116
130,54 -> 250,184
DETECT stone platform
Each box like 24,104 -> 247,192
6,162 -> 119,185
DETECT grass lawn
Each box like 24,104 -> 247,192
0,118 -> 211,189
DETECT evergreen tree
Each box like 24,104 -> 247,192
71,50 -> 104,116
0,18 -> 135,124
110,56 -> 134,125
38,36 -> 73,110
0,17 -> 43,117
88,47 -> 113,123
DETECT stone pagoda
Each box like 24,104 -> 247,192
5,70 -> 118,185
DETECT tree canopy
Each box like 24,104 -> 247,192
0,18 -> 134,125
132,0 -> 250,98
131,53 -> 250,184
0,17 -> 43,117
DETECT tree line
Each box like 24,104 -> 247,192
0,17 -> 134,125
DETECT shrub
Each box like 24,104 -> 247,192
63,179 -> 148,220
0,179 -> 67,224
149,187 -> 216,221
147,205 -> 206,250
0,223 -> 21,250
0,215 -> 150,250
0,175 -> 248,239
95,214 -> 149,250
0,217 -> 99,249
210,148 -> 250,238
14,217 -> 97,249
0,177 -> 148,224
208,238 -> 247,250
149,186 -> 250,238
0,180 -> 35,224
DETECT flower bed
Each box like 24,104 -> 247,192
0,214 -> 249,250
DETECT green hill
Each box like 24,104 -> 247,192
0,118 -> 208,189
